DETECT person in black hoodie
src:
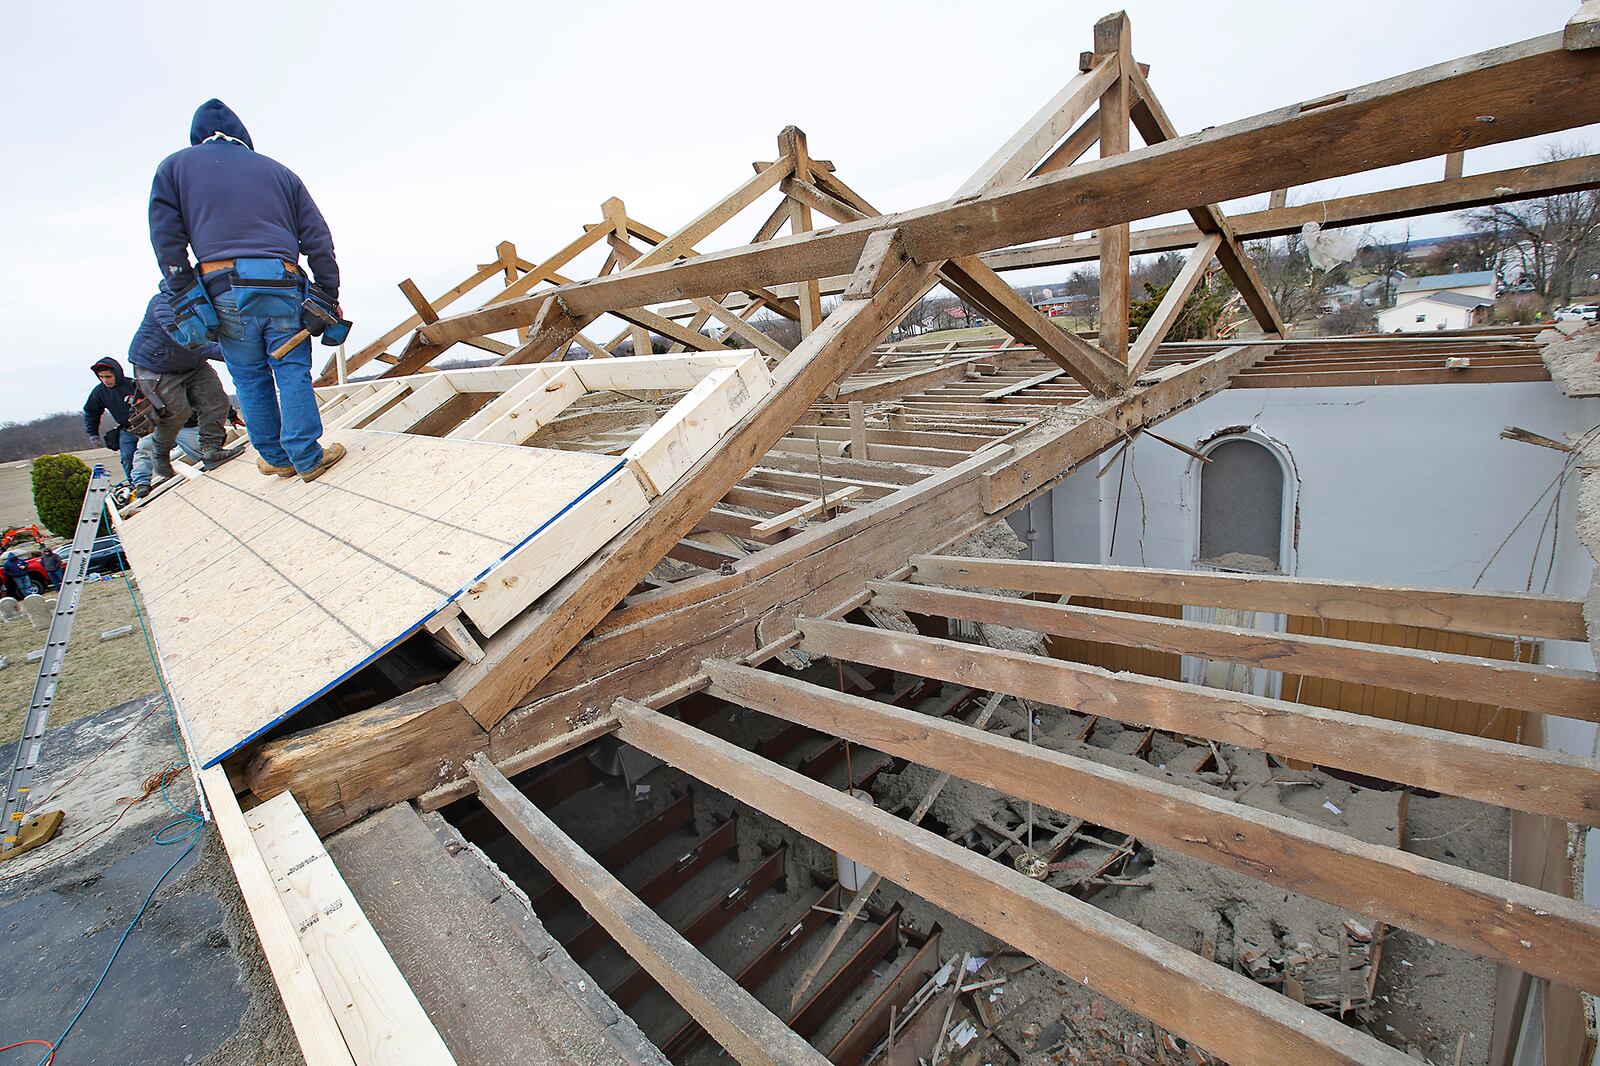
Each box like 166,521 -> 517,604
127,281 -> 241,480
148,100 -> 346,484
82,357 -> 139,481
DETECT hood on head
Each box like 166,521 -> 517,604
90,357 -> 125,384
189,99 -> 253,150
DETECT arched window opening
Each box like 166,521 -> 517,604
1197,437 -> 1288,574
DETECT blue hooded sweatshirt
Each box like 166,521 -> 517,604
148,100 -> 340,299
83,357 -> 135,443
128,282 -> 225,375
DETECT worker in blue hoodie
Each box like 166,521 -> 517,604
127,281 -> 242,488
82,357 -> 139,481
148,99 -> 346,483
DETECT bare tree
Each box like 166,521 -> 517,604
1467,144 -> 1600,306
1363,225 -> 1412,307
1245,232 -> 1333,325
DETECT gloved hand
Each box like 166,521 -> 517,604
88,434 -> 102,448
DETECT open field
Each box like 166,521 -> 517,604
0,576 -> 158,740
906,317 -> 1094,346
0,448 -> 120,529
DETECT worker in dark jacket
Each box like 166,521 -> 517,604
2,554 -> 36,600
148,99 -> 345,483
127,282 -> 241,480
82,357 -> 139,481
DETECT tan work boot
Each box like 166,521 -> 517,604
256,457 -> 295,477
300,442 -> 347,483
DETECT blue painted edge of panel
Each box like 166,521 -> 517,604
201,458 -> 628,768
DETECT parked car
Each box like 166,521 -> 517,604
1554,304 -> 1598,322
86,534 -> 128,575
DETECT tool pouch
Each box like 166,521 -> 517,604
230,258 -> 305,321
128,386 -> 160,438
305,283 -> 352,346
166,275 -> 219,348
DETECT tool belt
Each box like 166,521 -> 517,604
166,274 -> 219,349
228,258 -> 306,321
199,258 -> 300,276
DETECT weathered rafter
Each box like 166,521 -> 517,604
796,618 -> 1600,825
612,698 -> 1410,1066
418,33 -> 1600,345
703,660 -> 1600,992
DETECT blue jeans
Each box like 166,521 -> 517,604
213,287 -> 324,473
131,427 -> 202,486
117,430 -> 137,482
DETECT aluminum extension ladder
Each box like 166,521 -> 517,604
1,465 -> 113,854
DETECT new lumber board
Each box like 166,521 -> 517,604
244,791 -> 454,1065
200,767 -> 355,1066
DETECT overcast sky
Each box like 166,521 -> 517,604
2,0 -> 1592,425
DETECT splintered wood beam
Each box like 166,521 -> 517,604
796,619 -> 1600,825
871,580 -> 1600,722
611,699 -> 1410,1066
1095,13 -> 1132,361
464,755 -> 825,1066
1126,64 -> 1286,337
908,556 -> 1588,640
1126,234 -> 1222,380
419,34 -> 1600,346
446,256 -> 945,728
703,661 -> 1600,992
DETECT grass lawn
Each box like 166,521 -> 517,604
0,575 -> 161,741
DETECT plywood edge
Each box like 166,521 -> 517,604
457,461 -> 647,636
